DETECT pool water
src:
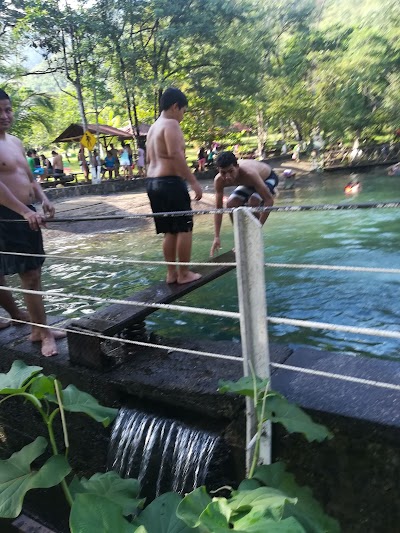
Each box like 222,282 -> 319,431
26,170 -> 400,359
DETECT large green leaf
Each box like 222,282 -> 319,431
263,394 -> 333,442
70,493 -> 135,533
28,375 -> 56,399
48,384 -> 118,427
0,436 -> 71,518
218,377 -> 270,398
69,471 -> 144,516
233,515 -> 306,532
249,463 -> 340,533
177,486 -> 212,527
198,499 -> 232,531
134,492 -> 197,533
0,360 -> 42,395
229,487 -> 297,521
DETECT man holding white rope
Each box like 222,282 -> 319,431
0,88 -> 65,356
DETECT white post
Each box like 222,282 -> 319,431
233,207 -> 271,473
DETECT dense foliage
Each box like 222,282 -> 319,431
0,0 -> 398,148
0,361 -> 338,532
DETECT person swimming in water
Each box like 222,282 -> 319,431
344,175 -> 361,194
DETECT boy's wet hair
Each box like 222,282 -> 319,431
0,89 -> 11,102
159,88 -> 188,111
216,151 -> 238,168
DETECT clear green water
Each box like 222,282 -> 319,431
30,170 -> 400,359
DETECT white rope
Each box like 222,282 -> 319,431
1,251 -> 400,275
1,286 -> 398,340
5,318 -> 400,392
271,362 -> 400,392
268,316 -> 400,340
0,286 -> 240,320
8,318 -> 242,362
0,251 -> 235,268
1,200 -> 399,225
264,262 -> 400,275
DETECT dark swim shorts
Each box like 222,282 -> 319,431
0,205 -> 45,276
230,169 -> 279,203
146,176 -> 193,234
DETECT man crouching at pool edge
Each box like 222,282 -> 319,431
210,151 -> 278,257
0,88 -> 66,356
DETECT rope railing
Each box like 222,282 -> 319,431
270,362 -> 400,392
1,250 -> 400,275
1,203 -> 399,401
5,317 -> 400,393
1,285 -> 399,341
7,318 -> 241,362
0,199 -> 400,224
0,286 -> 240,320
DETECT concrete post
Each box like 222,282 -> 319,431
233,207 -> 271,472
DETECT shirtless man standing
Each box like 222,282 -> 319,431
210,151 -> 278,257
0,89 -> 65,356
146,87 -> 203,284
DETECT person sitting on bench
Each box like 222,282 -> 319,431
51,150 -> 64,175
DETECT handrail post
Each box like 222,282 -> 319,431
233,207 -> 271,473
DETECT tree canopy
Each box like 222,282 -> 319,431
0,0 -> 398,149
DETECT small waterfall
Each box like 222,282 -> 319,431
107,407 -> 220,497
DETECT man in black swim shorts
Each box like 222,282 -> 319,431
210,151 -> 278,257
146,88 -> 203,285
0,88 -> 65,356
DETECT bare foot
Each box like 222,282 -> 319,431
40,336 -> 58,357
166,268 -> 178,284
177,271 -> 202,285
30,329 -> 66,342
0,319 -> 11,330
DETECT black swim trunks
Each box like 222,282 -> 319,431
230,168 -> 279,202
0,205 -> 45,276
146,176 -> 193,234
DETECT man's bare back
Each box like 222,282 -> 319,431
52,153 -> 63,172
147,116 -> 198,185
214,159 -> 273,192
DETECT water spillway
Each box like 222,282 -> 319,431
108,407 -> 221,498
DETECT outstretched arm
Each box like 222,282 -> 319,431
254,178 -> 274,225
210,180 -> 224,257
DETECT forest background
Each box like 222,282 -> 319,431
1,0 -> 399,156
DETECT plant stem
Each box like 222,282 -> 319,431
46,409 -> 74,507
248,385 -> 269,479
54,380 -> 69,456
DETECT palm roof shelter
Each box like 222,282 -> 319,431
53,123 -> 151,148
52,123 -> 132,147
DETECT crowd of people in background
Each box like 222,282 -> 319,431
26,141 -> 148,184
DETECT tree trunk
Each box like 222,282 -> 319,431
256,106 -> 267,158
